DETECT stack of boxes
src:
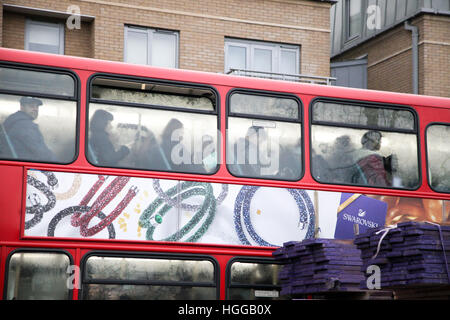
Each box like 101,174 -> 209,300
273,239 -> 365,295
355,221 -> 450,289
273,222 -> 450,299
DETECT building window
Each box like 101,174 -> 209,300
25,20 -> 64,54
225,39 -> 299,75
346,0 -> 361,40
124,26 -> 178,68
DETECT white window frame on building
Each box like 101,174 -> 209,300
224,38 -> 300,76
25,19 -> 64,54
124,25 -> 179,68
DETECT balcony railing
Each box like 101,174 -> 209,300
226,69 -> 336,85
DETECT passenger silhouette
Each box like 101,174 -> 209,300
4,96 -> 58,162
89,109 -> 130,166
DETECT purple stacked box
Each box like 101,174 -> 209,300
355,221 -> 450,289
272,239 -> 365,295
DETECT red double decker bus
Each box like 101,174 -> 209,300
0,48 -> 449,300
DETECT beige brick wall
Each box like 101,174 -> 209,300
66,21 -> 94,58
420,14 -> 450,98
332,14 -> 450,98
2,12 -> 25,50
2,0 -> 332,77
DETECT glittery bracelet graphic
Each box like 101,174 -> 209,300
48,205 -> 116,239
25,174 -> 56,229
153,179 -> 228,211
49,175 -> 137,238
41,171 -> 59,189
71,175 -> 107,227
54,174 -> 82,201
76,176 -> 129,226
80,185 -> 138,237
234,186 -> 315,246
139,180 -> 216,243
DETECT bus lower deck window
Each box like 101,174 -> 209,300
228,260 -> 285,300
82,255 -> 217,300
6,251 -> 71,300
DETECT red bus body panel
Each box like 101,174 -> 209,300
0,48 -> 449,300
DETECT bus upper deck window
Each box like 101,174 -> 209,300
88,77 -> 218,174
0,67 -> 77,164
310,101 -> 419,189
427,124 -> 450,193
0,67 -> 75,97
227,92 -> 302,181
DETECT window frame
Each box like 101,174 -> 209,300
0,62 -> 80,165
25,19 -> 65,55
250,43 -> 276,73
345,0 -> 362,42
79,251 -> 220,300
3,248 -> 74,300
225,88 -> 304,182
86,73 -> 220,174
225,256 -> 285,300
124,25 -> 179,68
425,122 -> 450,194
309,97 -> 421,190
224,38 -> 300,75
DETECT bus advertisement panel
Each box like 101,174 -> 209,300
25,169 -> 449,246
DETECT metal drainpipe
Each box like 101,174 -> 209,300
404,21 -> 419,94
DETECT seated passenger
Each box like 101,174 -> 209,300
311,145 -> 331,182
349,130 -> 390,187
278,141 -> 302,180
3,96 -> 58,162
135,128 -> 168,171
196,134 -> 217,174
384,153 -> 402,187
327,135 -> 356,183
232,126 -> 263,177
89,109 -> 130,166
228,136 -> 251,176
160,118 -> 191,172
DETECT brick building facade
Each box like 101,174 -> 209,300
330,0 -> 449,98
0,0 -> 335,80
